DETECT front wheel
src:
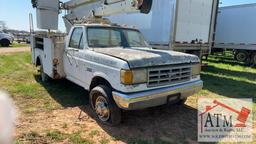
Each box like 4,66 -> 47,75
90,85 -> 121,126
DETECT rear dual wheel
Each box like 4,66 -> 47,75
251,53 -> 256,65
234,51 -> 256,65
235,50 -> 249,63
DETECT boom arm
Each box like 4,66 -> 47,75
31,0 -> 152,32
63,0 -> 152,16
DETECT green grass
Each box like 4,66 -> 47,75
11,43 -> 29,48
17,130 -> 93,144
202,53 -> 256,99
0,42 -> 29,48
89,130 -> 100,137
0,53 -> 40,98
0,52 -> 255,143
201,53 -> 256,128
47,130 -> 65,141
0,52 -> 88,114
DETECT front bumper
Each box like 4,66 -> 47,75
113,80 -> 203,110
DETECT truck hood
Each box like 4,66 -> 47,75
93,48 -> 199,68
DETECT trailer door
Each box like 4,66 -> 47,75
174,0 -> 214,44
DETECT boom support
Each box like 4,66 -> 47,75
31,0 -> 152,32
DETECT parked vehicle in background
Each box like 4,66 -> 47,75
3,30 -> 31,44
107,0 -> 219,58
213,3 -> 256,64
16,33 -> 31,44
0,31 -> 14,47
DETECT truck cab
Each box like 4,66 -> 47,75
31,24 -> 203,125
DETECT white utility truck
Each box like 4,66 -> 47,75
106,0 -> 219,58
31,0 -> 203,125
214,3 -> 256,64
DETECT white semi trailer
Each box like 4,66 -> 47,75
214,3 -> 256,64
106,0 -> 219,58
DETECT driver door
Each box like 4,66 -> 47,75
64,27 -> 85,84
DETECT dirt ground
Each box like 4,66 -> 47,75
16,97 -> 199,144
0,47 -> 30,54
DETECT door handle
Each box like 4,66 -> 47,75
65,49 -> 79,67
65,48 -> 79,53
65,50 -> 74,66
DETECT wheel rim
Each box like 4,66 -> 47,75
236,52 -> 247,62
253,55 -> 256,64
95,96 -> 110,122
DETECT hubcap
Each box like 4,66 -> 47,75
95,96 -> 110,122
237,52 -> 247,62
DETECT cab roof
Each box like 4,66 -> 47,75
74,23 -> 137,30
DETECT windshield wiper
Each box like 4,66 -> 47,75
91,45 -> 123,48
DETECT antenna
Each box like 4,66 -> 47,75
29,13 -> 34,34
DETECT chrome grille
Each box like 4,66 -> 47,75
147,65 -> 192,87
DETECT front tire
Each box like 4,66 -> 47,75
90,85 -> 121,126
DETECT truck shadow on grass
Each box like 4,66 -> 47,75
34,75 -> 199,143
81,104 -> 199,143
207,54 -> 256,67
201,67 -> 256,102
35,75 -> 89,107
202,65 -> 256,83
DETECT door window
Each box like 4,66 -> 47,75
69,28 -> 84,49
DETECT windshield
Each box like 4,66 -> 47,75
87,27 -> 148,48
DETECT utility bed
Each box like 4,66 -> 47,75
31,33 -> 66,79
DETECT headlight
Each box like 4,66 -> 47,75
121,69 -> 147,85
192,63 -> 201,78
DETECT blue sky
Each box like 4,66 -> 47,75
0,0 -> 255,31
